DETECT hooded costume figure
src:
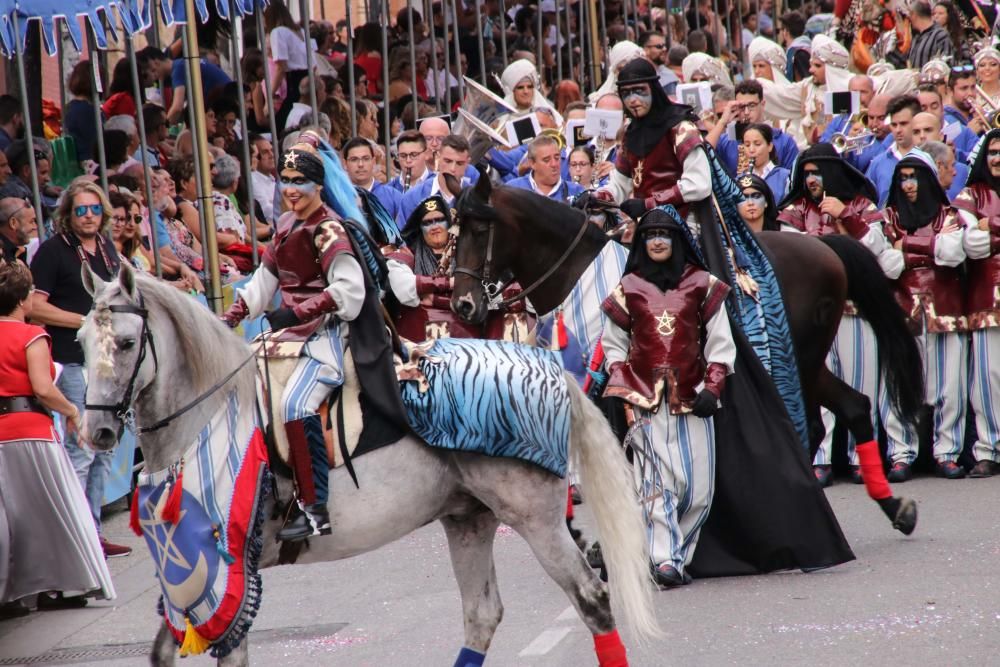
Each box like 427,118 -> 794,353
392,196 -> 484,341
777,144 -> 888,482
879,151 -> 968,480
599,209 -> 735,586
222,136 -> 408,541
952,129 -> 1000,476
778,143 -> 883,243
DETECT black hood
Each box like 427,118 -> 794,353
737,173 -> 780,232
967,128 -> 1000,192
401,194 -> 453,275
887,153 -> 948,232
624,208 -> 702,290
779,142 -> 877,208
618,59 -> 699,158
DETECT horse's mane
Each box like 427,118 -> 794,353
107,274 -> 251,395
492,186 -> 607,246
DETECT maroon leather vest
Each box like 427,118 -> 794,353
777,195 -> 879,238
954,183 -> 1000,329
262,206 -> 354,341
601,266 -> 729,413
615,121 -> 702,216
882,208 -> 966,334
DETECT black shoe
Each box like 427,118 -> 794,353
813,465 -> 833,488
0,601 -> 30,620
970,460 -> 998,478
887,462 -> 913,483
36,592 -> 88,611
934,460 -> 966,479
277,503 -> 332,542
570,484 -> 583,505
652,563 -> 689,589
586,541 -> 604,569
849,465 -> 864,484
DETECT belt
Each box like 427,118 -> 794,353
0,395 -> 51,417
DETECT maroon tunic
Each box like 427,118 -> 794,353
953,183 -> 1000,330
614,120 -> 703,218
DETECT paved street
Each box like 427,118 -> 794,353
3,474 -> 1000,666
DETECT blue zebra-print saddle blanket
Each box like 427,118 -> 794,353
398,338 -> 571,477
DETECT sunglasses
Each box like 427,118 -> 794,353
951,64 -> 975,74
74,204 -> 103,217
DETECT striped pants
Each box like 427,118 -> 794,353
880,330 -> 967,464
281,323 -> 346,423
631,406 -> 715,575
970,328 -> 1000,463
814,315 -> 879,466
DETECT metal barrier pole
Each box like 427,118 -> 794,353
407,0 -> 419,107
85,26 -> 109,195
380,0 -> 393,180
555,4 -> 563,84
498,0 -> 508,66
473,0 -> 487,85
345,2 -> 358,134
183,0 -> 223,313
564,0 -> 573,84
301,0 -> 319,119
451,0 -> 464,102
231,0 -> 258,266
535,2 -> 543,79
126,36 -> 163,277
442,19 -> 453,113
12,12 -> 44,235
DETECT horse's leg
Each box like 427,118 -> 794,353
217,639 -> 249,667
440,509 -> 503,666
150,620 -> 177,667
816,368 -> 917,535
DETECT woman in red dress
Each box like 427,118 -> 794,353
0,260 -> 114,620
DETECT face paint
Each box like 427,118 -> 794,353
803,169 -> 823,186
744,191 -> 767,205
621,88 -> 653,106
420,217 -> 448,230
644,230 -> 672,244
279,176 -> 318,195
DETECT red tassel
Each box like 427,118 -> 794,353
129,487 -> 142,536
556,311 -> 568,349
161,468 -> 184,524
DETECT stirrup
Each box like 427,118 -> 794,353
277,502 -> 331,542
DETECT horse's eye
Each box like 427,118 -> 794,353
118,338 -> 136,350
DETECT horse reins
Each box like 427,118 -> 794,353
453,203 -> 592,307
85,291 -> 256,436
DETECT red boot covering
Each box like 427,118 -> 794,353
594,630 -> 628,667
285,419 -> 317,505
566,486 -> 575,520
856,440 -> 891,500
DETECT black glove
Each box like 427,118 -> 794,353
619,198 -> 647,221
690,389 -> 719,418
267,307 -> 301,331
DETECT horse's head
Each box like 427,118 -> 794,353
449,170 -> 511,324
78,261 -> 157,451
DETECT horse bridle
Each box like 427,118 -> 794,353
452,195 -> 592,307
84,300 -> 158,433
84,293 -> 255,436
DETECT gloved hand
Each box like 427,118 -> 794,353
592,190 -> 615,203
691,389 -> 719,418
619,198 -> 647,221
267,307 -> 302,331
221,298 -> 249,329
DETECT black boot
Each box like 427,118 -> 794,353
277,503 -> 332,542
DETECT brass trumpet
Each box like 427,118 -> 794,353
831,131 -> 876,154
972,86 -> 1000,129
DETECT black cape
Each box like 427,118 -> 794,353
687,197 -> 855,576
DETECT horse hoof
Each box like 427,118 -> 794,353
892,497 -> 917,536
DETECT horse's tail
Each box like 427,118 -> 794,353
818,235 -> 925,425
566,374 -> 660,640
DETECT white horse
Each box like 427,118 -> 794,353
78,262 -> 658,666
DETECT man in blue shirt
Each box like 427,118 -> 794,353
506,134 -> 585,202
388,130 -> 434,193
917,86 -> 978,162
166,57 -> 233,125
708,80 -> 798,175
343,138 -> 402,220
866,95 -> 922,207
921,140 -> 967,202
397,135 -> 473,228
820,74 -> 876,142
0,95 -> 22,153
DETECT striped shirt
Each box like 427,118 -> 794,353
908,24 -> 954,69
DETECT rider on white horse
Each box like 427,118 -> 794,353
222,134 -> 365,542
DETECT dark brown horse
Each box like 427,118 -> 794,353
446,173 -> 924,545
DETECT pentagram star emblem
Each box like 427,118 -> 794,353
283,152 -> 298,171
140,493 -> 193,572
656,309 -> 676,336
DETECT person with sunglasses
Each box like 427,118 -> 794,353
598,208 -> 734,589
776,143 -> 888,487
944,64 -> 978,128
28,179 -> 133,559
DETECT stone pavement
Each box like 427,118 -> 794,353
3,476 -> 1000,666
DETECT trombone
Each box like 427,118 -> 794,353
831,132 -> 876,154
972,85 -> 1000,129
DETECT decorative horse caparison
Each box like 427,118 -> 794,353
78,262 -> 660,666
447,174 -> 925,533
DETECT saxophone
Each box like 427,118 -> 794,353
403,167 -> 412,192
592,133 -> 606,189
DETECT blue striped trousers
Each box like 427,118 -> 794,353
281,323 -> 346,423
970,328 -> 1000,463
